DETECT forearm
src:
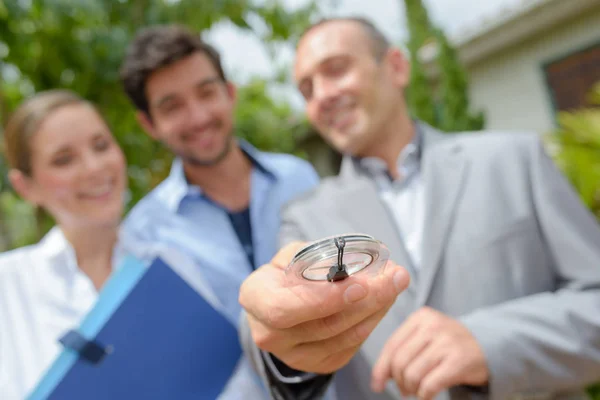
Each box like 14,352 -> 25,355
460,289 -> 600,400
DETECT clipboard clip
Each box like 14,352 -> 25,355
59,330 -> 113,365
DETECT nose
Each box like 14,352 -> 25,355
80,151 -> 105,177
186,100 -> 212,128
312,76 -> 341,111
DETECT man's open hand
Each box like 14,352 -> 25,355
239,242 -> 410,374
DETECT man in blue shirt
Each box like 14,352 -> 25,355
117,24 -> 319,398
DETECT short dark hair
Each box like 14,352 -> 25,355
300,16 -> 391,61
119,24 -> 226,115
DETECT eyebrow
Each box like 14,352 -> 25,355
50,147 -> 71,156
47,131 -> 109,155
153,76 -> 223,109
297,54 -> 348,87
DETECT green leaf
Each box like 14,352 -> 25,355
546,80 -> 600,221
0,0 -> 7,19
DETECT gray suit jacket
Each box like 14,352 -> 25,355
241,123 -> 600,400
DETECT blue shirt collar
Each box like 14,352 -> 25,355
158,138 -> 277,212
237,138 -> 276,178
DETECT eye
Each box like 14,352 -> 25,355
325,58 -> 349,76
197,82 -> 223,103
51,153 -> 73,167
299,81 -> 313,101
93,136 -> 111,152
198,87 -> 217,100
159,100 -> 183,115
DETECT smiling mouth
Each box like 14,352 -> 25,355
79,180 -> 116,200
190,130 -> 217,146
182,120 -> 222,142
326,108 -> 356,131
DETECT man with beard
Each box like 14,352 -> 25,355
118,24 -> 319,398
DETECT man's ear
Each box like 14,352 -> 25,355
225,81 -> 237,103
136,111 -> 160,140
385,48 -> 411,89
8,169 -> 39,205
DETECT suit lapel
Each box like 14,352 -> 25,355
416,137 -> 470,306
332,122 -> 470,303
335,159 -> 418,285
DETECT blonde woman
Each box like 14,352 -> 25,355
0,89 -> 135,398
0,89 -> 269,400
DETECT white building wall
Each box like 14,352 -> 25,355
466,7 -> 600,134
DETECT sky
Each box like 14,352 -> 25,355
204,0 -> 525,106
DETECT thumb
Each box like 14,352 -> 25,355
271,241 -> 307,270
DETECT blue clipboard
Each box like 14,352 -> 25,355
28,255 -> 242,400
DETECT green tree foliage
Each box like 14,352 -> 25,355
235,78 -> 310,157
545,81 -> 600,220
406,50 -> 437,126
434,28 -> 484,131
404,0 -> 433,47
0,0 -> 321,250
402,0 -> 484,131
404,0 -> 436,126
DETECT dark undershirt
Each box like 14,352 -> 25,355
227,207 -> 256,269
228,207 -> 332,397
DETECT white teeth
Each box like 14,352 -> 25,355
332,110 -> 352,126
83,183 -> 113,198
327,96 -> 355,127
330,108 -> 355,128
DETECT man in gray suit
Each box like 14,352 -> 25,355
238,16 -> 600,400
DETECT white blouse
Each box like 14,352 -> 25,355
0,227 -> 143,400
0,226 -> 266,400
0,227 -> 127,400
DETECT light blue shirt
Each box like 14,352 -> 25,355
121,139 -> 320,326
120,140 -> 319,399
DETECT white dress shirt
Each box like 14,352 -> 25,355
0,227 -> 126,400
0,226 -> 268,400
360,133 -> 425,270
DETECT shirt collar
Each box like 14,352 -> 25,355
38,226 -> 72,261
358,124 -> 423,182
38,226 -> 131,276
158,138 -> 277,212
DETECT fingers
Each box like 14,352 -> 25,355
298,306 -> 389,358
244,274 -> 365,347
291,263 -> 407,343
318,344 -> 362,375
249,265 -> 405,353
371,308 -> 480,398
281,262 -> 408,330
239,263 -> 285,320
376,261 -> 410,300
240,264 -> 345,329
242,252 -> 412,375
246,260 -> 409,331
283,307 -> 391,373
371,312 -> 420,391
390,329 -> 431,395
269,276 -> 367,328
396,341 -> 444,395
416,358 -> 459,400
